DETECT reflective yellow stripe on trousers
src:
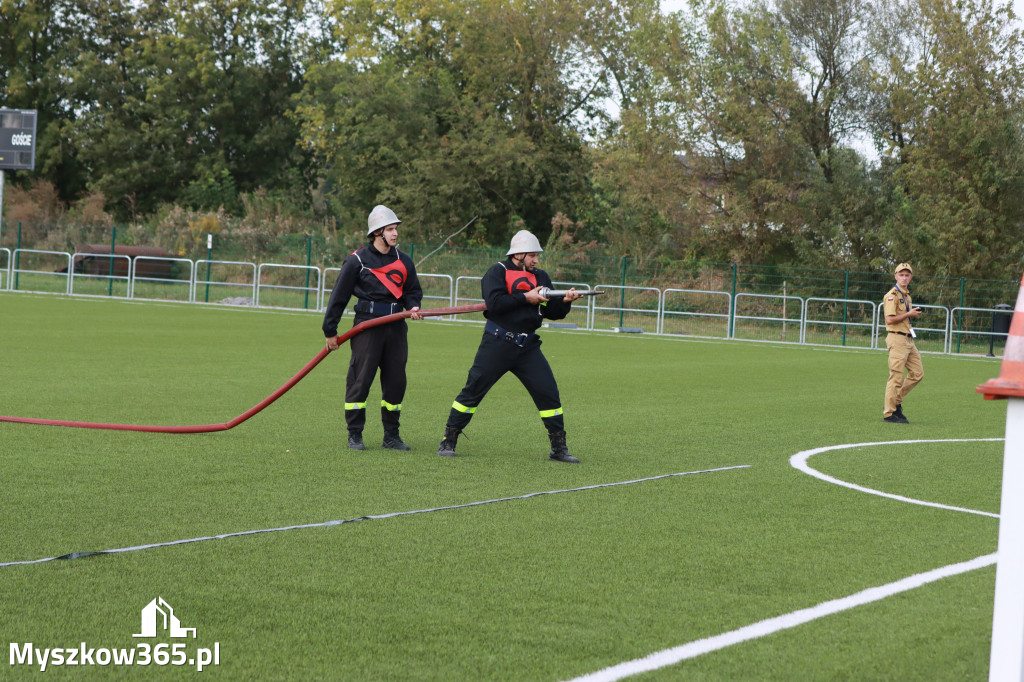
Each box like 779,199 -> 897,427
452,401 -> 477,414
538,408 -> 563,418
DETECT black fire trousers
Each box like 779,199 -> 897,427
345,317 -> 408,435
446,333 -> 565,434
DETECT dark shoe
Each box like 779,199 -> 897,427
437,426 -> 461,457
894,404 -> 907,421
548,430 -> 580,463
348,432 -> 365,450
883,414 -> 908,424
382,432 -> 411,451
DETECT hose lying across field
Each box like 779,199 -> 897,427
0,303 -> 488,434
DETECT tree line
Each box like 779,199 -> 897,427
2,0 -> 1023,280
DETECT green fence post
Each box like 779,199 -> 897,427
729,263 -> 737,338
205,234 -> 212,303
304,236 -> 312,310
15,221 -> 21,290
108,226 -> 116,296
619,256 -> 627,327
842,270 -> 849,346
957,277 -> 965,353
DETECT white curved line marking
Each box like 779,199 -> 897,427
566,438 -> 1003,682
790,438 -> 1002,518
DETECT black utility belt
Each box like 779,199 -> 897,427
354,300 -> 403,317
484,320 -> 534,348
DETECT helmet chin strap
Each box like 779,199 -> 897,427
372,231 -> 392,253
510,254 -> 526,268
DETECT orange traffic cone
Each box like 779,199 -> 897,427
978,272 -> 1024,400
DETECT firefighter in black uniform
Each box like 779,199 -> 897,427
437,229 -> 583,463
323,205 -> 423,451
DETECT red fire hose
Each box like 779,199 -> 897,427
0,303 -> 487,433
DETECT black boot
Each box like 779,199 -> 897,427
548,431 -> 579,463
382,431 -> 411,450
348,432 -> 365,450
437,426 -> 461,457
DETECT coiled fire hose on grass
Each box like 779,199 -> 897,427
0,303 -> 488,433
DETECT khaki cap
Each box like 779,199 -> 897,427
894,262 -> 913,274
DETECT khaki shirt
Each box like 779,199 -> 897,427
883,285 -> 913,333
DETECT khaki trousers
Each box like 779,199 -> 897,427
884,333 -> 924,417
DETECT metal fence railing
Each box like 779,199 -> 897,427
69,252 -> 131,299
193,259 -> 257,304
12,248 -> 72,294
661,289 -> 731,338
1,247 -> 1015,358
801,298 -> 877,349
256,263 -> 320,311
3,220 -> 1020,313
130,256 -> 195,302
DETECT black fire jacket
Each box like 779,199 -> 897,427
322,244 -> 423,338
481,259 -> 573,335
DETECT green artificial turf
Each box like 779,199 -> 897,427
0,292 -> 1008,680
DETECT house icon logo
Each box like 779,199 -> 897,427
132,597 -> 197,638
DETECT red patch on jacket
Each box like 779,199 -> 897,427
370,259 -> 408,299
505,269 -> 537,294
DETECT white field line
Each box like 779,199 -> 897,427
568,553 -> 997,682
791,438 -> 1002,518
0,464 -> 750,568
567,438 -> 1003,682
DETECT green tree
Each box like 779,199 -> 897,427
577,2 -> 685,257
0,0 -> 85,197
296,0 -> 650,246
867,0 -> 1024,279
775,0 -> 871,183
621,0 -> 811,264
790,148 -> 895,270
61,0 -> 318,220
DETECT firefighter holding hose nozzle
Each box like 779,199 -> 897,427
437,229 -> 583,463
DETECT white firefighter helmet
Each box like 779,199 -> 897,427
506,229 -> 543,255
367,205 -> 401,235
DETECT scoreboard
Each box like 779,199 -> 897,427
0,109 -> 37,171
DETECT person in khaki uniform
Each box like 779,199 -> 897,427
882,263 -> 924,423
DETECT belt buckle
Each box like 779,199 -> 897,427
514,332 -> 529,347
